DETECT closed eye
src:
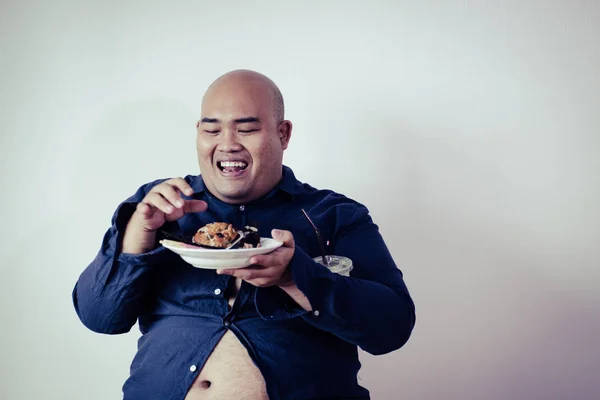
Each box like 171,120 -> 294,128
204,130 -> 220,134
239,129 -> 258,134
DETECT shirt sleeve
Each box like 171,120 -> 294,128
255,203 -> 416,356
72,180 -> 170,334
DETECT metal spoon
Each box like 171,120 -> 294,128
158,229 -> 245,250
224,231 -> 246,249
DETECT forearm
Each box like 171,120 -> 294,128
288,247 -> 415,355
300,274 -> 415,354
73,254 -> 154,334
73,200 -> 159,334
278,274 -> 413,352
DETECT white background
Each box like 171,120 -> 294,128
1,1 -> 599,399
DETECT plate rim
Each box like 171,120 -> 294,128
160,237 -> 283,254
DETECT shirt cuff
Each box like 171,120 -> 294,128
254,246 -> 338,321
254,286 -> 309,321
92,200 -> 166,289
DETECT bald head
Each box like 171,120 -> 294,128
203,69 -> 284,123
196,69 -> 293,204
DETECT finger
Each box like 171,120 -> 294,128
144,192 -> 175,214
136,202 -> 154,217
218,265 -> 267,280
218,269 -> 273,287
217,267 -> 249,278
183,200 -> 208,214
271,229 -> 294,248
166,177 -> 194,197
247,277 -> 271,288
155,183 -> 185,209
249,253 -> 278,267
250,244 -> 294,265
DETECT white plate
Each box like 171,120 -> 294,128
160,238 -> 283,269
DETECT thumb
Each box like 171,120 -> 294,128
272,229 -> 294,248
137,202 -> 157,219
184,200 -> 208,214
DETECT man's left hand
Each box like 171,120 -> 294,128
217,229 -> 295,288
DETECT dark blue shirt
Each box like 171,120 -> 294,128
72,166 -> 416,400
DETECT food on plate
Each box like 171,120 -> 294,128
239,225 -> 260,249
192,222 -> 237,248
192,222 -> 261,249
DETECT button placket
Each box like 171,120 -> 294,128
238,204 -> 248,227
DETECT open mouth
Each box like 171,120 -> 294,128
217,160 -> 249,174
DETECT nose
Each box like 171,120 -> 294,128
217,129 -> 243,153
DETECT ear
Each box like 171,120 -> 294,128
278,120 -> 292,150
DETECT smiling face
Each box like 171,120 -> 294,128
196,71 -> 292,204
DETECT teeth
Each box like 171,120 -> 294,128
219,161 -> 247,168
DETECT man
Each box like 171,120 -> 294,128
73,70 -> 416,400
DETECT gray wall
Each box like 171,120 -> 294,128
1,1 -> 598,399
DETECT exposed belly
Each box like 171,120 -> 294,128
184,279 -> 268,400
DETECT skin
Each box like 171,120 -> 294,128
121,70 -> 311,310
197,69 -> 290,205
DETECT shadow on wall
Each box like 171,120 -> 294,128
352,118 -> 600,399
360,265 -> 600,400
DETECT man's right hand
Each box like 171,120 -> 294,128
122,178 -> 208,254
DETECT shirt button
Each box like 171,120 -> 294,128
189,365 -> 197,372
239,205 -> 245,211
214,288 -> 222,295
313,310 -> 320,317
224,320 -> 230,327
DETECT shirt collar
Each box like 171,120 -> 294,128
189,165 -> 301,202
275,165 -> 302,199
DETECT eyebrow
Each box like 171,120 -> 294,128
234,117 -> 260,124
201,117 -> 260,124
